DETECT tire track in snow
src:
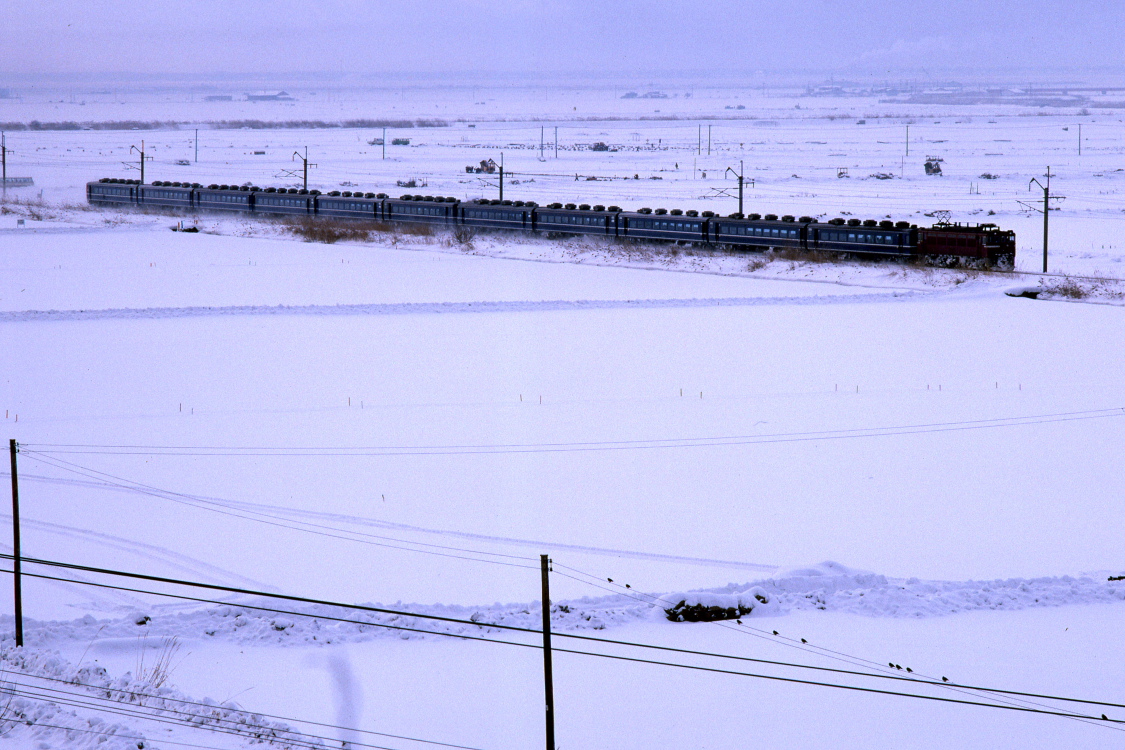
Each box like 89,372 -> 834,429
0,291 -> 924,324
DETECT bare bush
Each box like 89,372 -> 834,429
452,224 -> 478,250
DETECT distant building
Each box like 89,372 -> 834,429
203,95 -> 233,102
245,91 -> 296,102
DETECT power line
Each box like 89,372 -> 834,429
2,678 -> 438,750
9,564 -> 1121,728
3,555 -> 1122,720
1,684 -> 332,750
6,671 -> 489,750
18,451 -> 540,572
548,562 -> 1116,730
20,407 -> 1125,456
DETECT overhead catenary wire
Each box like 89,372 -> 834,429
2,555 -> 1123,722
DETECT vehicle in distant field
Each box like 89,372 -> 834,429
87,178 -> 1016,267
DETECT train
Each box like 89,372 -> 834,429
87,178 -> 1016,267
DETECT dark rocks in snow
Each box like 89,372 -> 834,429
664,600 -> 753,622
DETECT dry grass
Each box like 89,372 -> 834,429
284,216 -> 394,244
135,634 -> 185,689
1041,275 -> 1124,300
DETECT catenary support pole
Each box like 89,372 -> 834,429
554,126 -> 558,159
708,124 -> 711,155
382,128 -> 386,160
540,555 -> 555,750
194,128 -> 198,163
738,159 -> 743,216
1042,168 -> 1050,273
9,440 -> 23,648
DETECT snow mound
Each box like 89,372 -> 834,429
11,571 -> 1125,651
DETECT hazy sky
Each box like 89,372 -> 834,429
3,0 -> 1122,77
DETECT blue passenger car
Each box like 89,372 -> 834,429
196,185 -> 254,212
534,204 -> 617,236
810,220 -> 913,257
315,191 -> 381,220
87,179 -> 138,205
139,182 -> 195,209
385,196 -> 457,225
621,211 -> 706,243
256,188 -> 313,215
459,199 -> 533,230
711,214 -> 807,250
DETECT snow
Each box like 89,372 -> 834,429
1,82 -> 1123,749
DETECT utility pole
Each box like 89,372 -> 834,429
707,124 -> 711,156
540,126 -> 544,161
905,124 -> 909,158
1078,124 -> 1082,156
292,148 -> 317,191
697,125 -> 701,155
9,440 -> 23,648
498,152 -> 504,202
726,160 -> 745,216
540,555 -> 555,750
129,140 -> 152,184
554,126 -> 558,159
194,128 -> 198,163
382,128 -> 386,160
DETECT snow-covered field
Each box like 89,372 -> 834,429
0,82 -> 1123,749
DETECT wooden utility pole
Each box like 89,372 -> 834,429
540,555 -> 555,750
382,128 -> 386,160
554,126 -> 558,159
9,440 -> 23,648
194,128 -> 199,163
707,124 -> 712,156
